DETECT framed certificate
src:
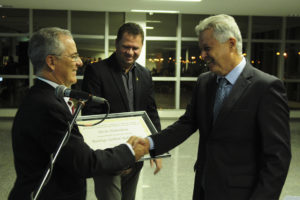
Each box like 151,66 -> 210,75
77,111 -> 170,161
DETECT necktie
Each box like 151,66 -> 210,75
213,78 -> 230,121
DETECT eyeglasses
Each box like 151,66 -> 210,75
50,53 -> 80,62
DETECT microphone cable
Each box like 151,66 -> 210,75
77,100 -> 111,127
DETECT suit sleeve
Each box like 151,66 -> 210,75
251,79 -> 291,199
81,63 -> 107,115
38,103 -> 135,178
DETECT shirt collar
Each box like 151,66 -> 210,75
37,77 -> 70,102
122,63 -> 136,74
217,56 -> 246,85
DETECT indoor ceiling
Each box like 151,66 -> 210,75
1,0 -> 300,16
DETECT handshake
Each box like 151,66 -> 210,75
127,136 -> 150,161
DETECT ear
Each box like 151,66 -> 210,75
45,55 -> 56,71
228,37 -> 237,50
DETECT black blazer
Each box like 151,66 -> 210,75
82,53 -> 161,132
9,80 -> 136,200
150,63 -> 291,200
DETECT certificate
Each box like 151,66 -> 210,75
77,111 -> 170,161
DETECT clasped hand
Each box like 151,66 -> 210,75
127,136 -> 150,161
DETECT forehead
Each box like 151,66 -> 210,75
198,29 -> 217,46
59,34 -> 77,53
119,32 -> 143,45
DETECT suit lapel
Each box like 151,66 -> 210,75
108,55 -> 130,111
207,73 -> 218,128
134,66 -> 141,110
214,63 -> 253,125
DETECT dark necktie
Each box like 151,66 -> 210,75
213,78 -> 230,121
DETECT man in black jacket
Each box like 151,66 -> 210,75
82,22 -> 162,200
9,27 -> 146,200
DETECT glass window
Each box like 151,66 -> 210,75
286,17 -> 300,40
181,41 -> 207,77
109,12 -> 125,36
146,41 -> 176,77
0,8 -> 29,33
0,78 -> 29,108
33,10 -> 67,31
180,81 -> 196,109
284,43 -> 300,79
109,39 -> 116,56
154,81 -> 175,109
251,43 -> 280,76
182,14 -> 209,37
252,16 -> 282,39
74,38 -> 104,75
285,82 -> 300,110
0,37 -> 30,75
233,15 -> 248,39
146,13 -> 177,37
71,11 -> 105,35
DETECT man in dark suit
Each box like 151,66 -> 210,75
9,27 -> 147,200
81,22 -> 162,200
133,14 -> 291,200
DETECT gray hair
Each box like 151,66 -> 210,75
28,27 -> 72,73
195,14 -> 243,55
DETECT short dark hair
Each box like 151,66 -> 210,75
116,22 -> 144,44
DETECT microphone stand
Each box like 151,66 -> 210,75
31,101 -> 85,200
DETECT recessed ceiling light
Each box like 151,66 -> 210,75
131,9 -> 179,14
144,0 -> 201,1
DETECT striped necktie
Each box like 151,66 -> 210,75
213,77 -> 230,121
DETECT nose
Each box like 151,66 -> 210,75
125,48 -> 134,55
77,57 -> 83,67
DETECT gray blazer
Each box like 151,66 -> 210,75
150,63 -> 291,200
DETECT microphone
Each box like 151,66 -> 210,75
55,85 -> 107,104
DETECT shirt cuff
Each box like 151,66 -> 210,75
124,143 -> 135,156
147,136 -> 154,150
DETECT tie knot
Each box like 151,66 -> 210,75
218,77 -> 228,88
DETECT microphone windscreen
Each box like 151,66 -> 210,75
55,85 -> 67,99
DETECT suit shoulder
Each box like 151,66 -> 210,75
249,65 -> 281,84
135,63 -> 152,76
197,71 -> 215,82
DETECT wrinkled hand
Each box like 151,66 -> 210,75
150,158 -> 162,175
127,136 -> 150,161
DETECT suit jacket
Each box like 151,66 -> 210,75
9,80 -> 136,200
149,63 -> 291,200
81,52 -> 161,132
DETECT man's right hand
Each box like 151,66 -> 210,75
127,136 -> 150,161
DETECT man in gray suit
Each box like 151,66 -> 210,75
133,14 -> 291,200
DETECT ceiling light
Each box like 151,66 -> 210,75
146,20 -> 162,23
144,0 -> 201,1
161,0 -> 201,1
131,9 -> 179,14
146,26 -> 154,29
